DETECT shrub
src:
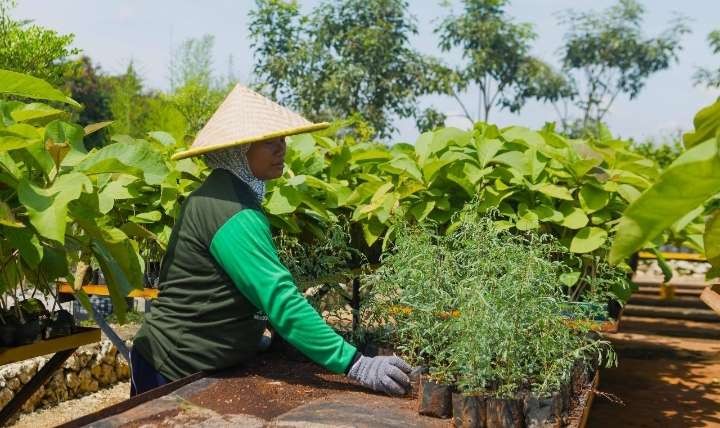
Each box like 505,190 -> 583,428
362,206 -> 614,397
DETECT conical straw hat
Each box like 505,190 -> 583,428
171,84 -> 329,160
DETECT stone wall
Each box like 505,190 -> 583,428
0,340 -> 131,415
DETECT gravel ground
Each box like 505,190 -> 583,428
10,382 -> 130,427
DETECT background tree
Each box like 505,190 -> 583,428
558,0 -> 689,136
249,0 -> 436,138
107,62 -> 152,136
434,0 -> 571,124
167,34 -> 233,137
694,29 -> 720,88
0,0 -> 78,84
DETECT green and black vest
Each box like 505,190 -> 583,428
133,169 -> 357,380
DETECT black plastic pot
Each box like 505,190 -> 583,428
44,309 -> 75,339
452,393 -> 487,427
418,378 -> 453,418
523,392 -> 562,428
486,397 -> 524,428
15,319 -> 43,345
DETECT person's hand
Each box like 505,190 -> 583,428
347,355 -> 412,395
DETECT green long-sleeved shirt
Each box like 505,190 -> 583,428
133,169 -> 357,380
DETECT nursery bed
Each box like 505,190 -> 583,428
61,353 -> 447,427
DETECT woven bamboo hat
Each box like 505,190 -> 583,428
171,84 -> 329,160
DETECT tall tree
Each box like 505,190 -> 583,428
249,0 -> 435,138
434,0 -> 570,123
0,0 -> 79,84
694,29 -> 720,89
558,0 -> 689,135
108,62 -> 151,137
168,35 -> 231,136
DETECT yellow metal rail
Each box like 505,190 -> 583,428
57,282 -> 159,299
638,251 -> 706,262
0,327 -> 100,366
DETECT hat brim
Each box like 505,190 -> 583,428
170,122 -> 330,161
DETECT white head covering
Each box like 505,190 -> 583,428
203,145 -> 266,203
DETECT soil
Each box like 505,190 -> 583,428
588,316 -> 720,428
187,356 -> 373,420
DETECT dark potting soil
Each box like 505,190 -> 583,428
186,354 -> 401,420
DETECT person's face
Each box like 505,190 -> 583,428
246,137 -> 287,180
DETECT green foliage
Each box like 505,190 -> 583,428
631,134 -> 684,169
267,120 -> 647,302
558,0 -> 689,135
107,62 -> 151,137
610,98 -> 720,278
0,71 -> 207,321
694,29 -> 720,88
435,0 -> 571,122
167,35 -> 232,137
362,211 -> 614,397
0,72 -> 152,321
62,57 -> 113,148
0,0 -> 79,85
249,0 -> 437,138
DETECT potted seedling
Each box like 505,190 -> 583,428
362,208 -> 615,426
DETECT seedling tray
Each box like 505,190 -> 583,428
0,326 -> 100,366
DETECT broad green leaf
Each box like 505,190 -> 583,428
409,200 -> 435,222
671,205 -> 703,234
76,140 -> 169,185
616,184 -> 641,203
570,227 -> 608,253
10,102 -> 65,123
705,211 -> 720,279
579,185 -> 609,213
533,205 -> 563,222
475,138 -> 503,167
493,151 -> 525,173
265,186 -> 302,215
560,205 -> 589,230
651,248 -> 674,283
147,131 -> 176,146
502,126 -> 544,148
4,227 -> 42,267
560,271 -> 581,287
610,138 -> 720,264
0,201 -> 22,227
0,70 -> 81,107
516,211 -> 539,231
380,156 -> 422,182
535,183 -> 574,201
526,149 -> 547,183
684,99 -> 720,149
46,120 -> 86,166
18,173 -> 91,242
361,217 -> 385,246
351,149 -> 392,163
84,121 -> 113,136
129,210 -> 162,224
0,134 -> 37,151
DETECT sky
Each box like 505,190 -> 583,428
11,0 -> 720,144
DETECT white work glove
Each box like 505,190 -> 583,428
347,355 -> 412,396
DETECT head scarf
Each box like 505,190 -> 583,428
203,144 -> 266,203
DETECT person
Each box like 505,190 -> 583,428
131,85 -> 412,397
